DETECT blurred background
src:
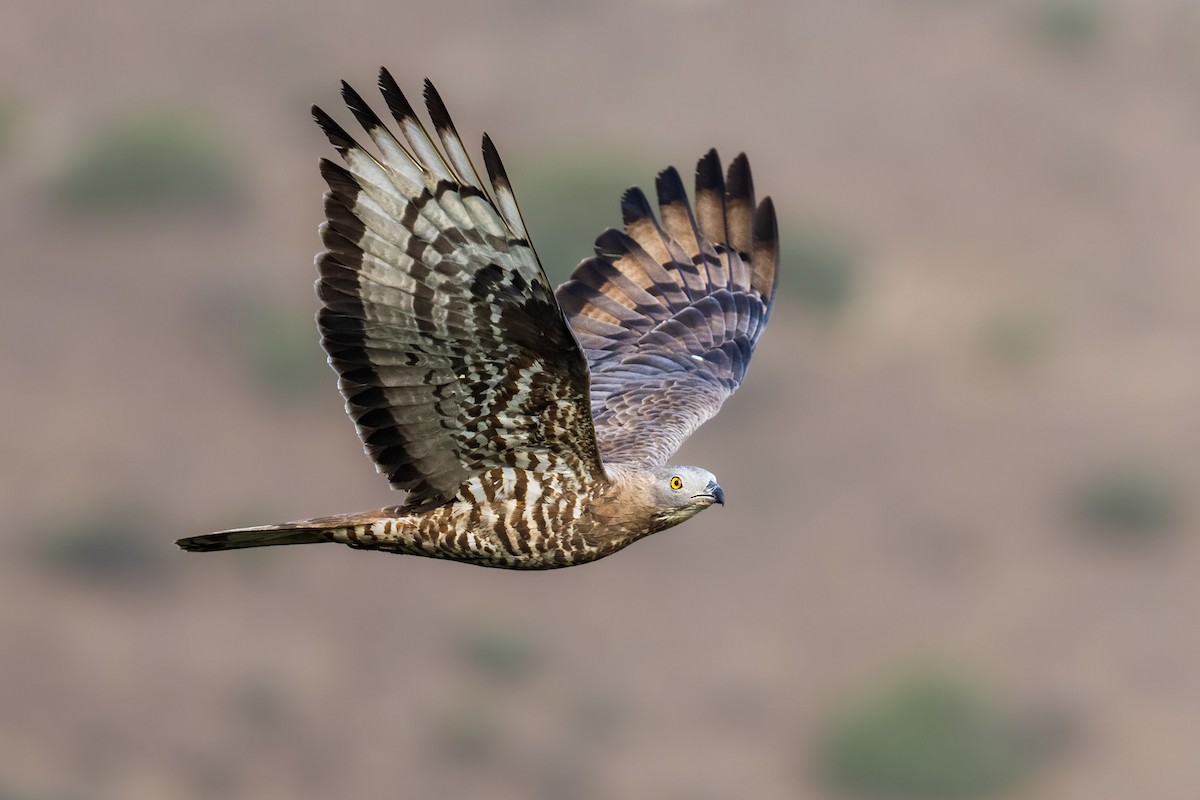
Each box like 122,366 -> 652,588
4,0 -> 1200,797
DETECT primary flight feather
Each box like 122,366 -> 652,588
176,69 -> 778,569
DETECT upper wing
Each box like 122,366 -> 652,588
315,70 -> 602,512
555,151 -> 778,467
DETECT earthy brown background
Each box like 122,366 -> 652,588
4,0 -> 1200,798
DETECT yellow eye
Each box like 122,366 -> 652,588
670,476 -> 683,490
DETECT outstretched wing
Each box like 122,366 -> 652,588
315,70 -> 602,512
556,151 -> 778,467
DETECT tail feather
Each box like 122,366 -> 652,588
176,523 -> 334,552
179,510 -> 400,552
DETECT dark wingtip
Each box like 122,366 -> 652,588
312,104 -> 357,153
620,185 -> 655,227
340,80 -> 386,136
725,153 -> 755,256
378,67 -> 418,125
696,148 -> 720,177
593,226 -> 636,260
423,79 -> 454,134
758,196 -> 777,235
752,196 -> 780,300
696,148 -> 723,189
318,156 -> 358,194
694,148 -> 727,246
378,66 -> 398,95
726,153 -> 753,202
480,132 -> 507,188
655,165 -> 688,210
754,196 -> 777,240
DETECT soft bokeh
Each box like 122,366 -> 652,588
4,1 -> 1200,798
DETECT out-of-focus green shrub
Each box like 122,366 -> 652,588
1072,463 -> 1178,543
512,152 -> 647,285
231,677 -> 290,733
570,691 -> 630,744
0,95 -> 17,156
978,308 -> 1049,369
51,111 -> 239,214
434,703 -> 502,765
1033,1 -> 1104,52
0,778 -> 54,800
240,302 -> 328,399
782,225 -> 858,315
34,506 -> 169,585
514,152 -> 857,317
818,669 -> 1034,799
458,624 -> 541,684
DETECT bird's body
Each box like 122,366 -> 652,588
177,70 -> 777,569
181,464 -> 718,569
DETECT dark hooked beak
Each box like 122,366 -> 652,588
706,480 -> 725,507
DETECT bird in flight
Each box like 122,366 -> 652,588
177,69 -> 778,569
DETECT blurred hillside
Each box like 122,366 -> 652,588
4,0 -> 1200,798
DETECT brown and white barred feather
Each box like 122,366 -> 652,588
177,72 -> 778,567
314,70 -> 603,512
178,469 -> 636,569
556,151 -> 778,466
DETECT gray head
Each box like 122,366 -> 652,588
647,465 -> 725,525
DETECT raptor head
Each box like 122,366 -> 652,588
649,465 -> 725,524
